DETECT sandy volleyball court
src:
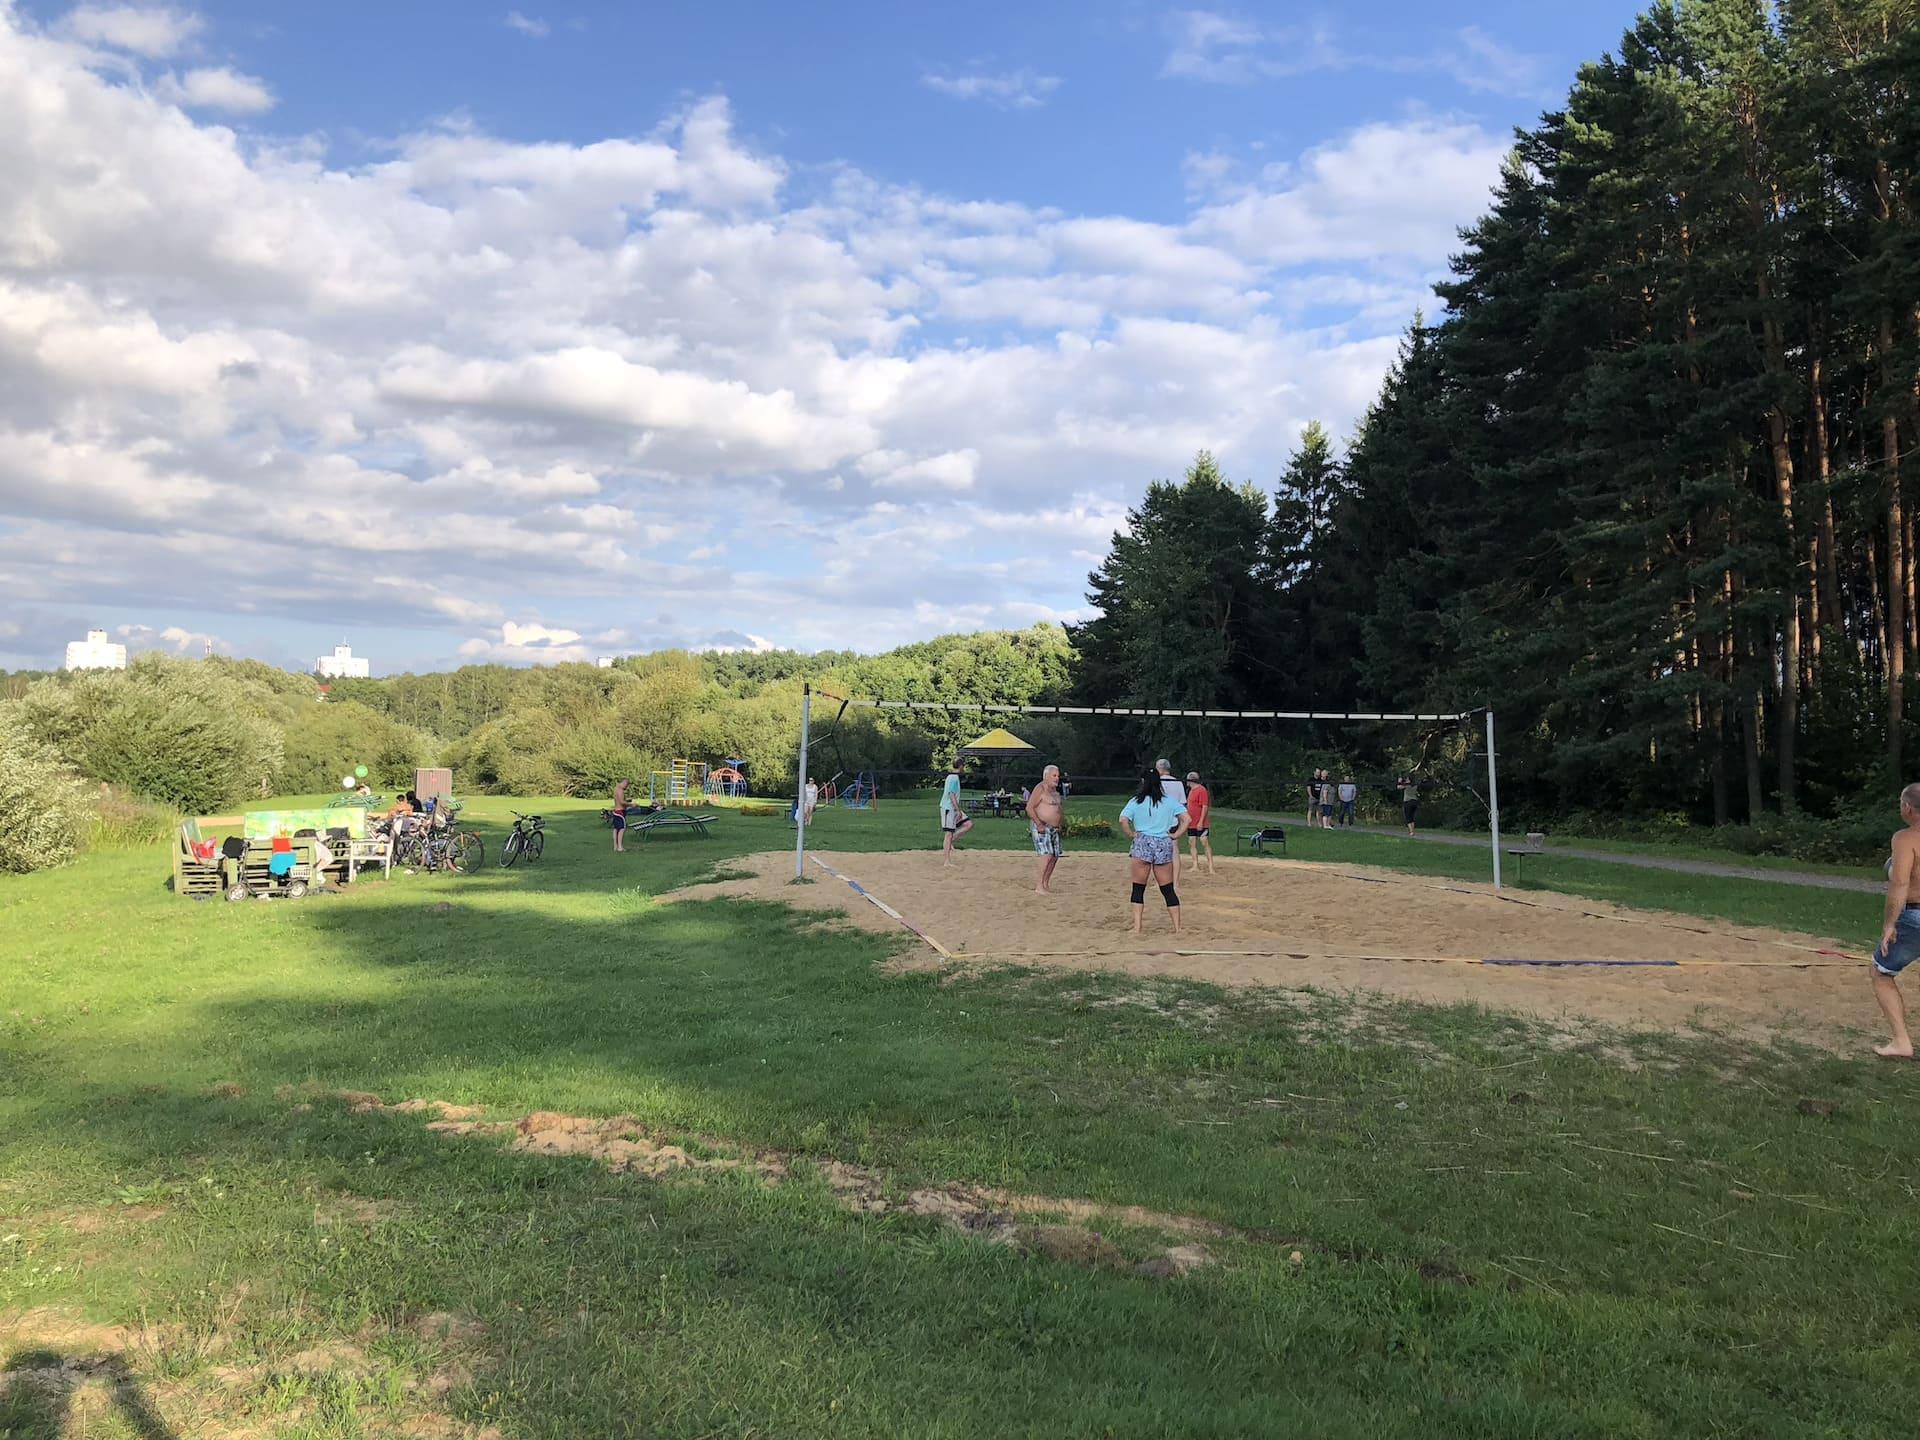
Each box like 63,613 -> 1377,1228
675,850 -> 1875,1047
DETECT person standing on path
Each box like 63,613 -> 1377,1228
1398,774 -> 1420,835
1026,764 -> 1066,894
611,777 -> 629,853
1870,782 -> 1920,1058
1184,771 -> 1214,876
1120,767 -> 1189,935
1318,769 -> 1335,829
1337,774 -> 1358,827
940,764 -> 973,867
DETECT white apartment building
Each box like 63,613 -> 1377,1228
316,644 -> 370,678
64,628 -> 128,671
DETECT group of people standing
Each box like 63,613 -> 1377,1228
1305,770 -> 1358,829
941,756 -> 1213,933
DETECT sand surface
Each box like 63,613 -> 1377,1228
673,851 -> 1876,1048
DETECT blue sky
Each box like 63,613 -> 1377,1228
0,0 -> 1644,674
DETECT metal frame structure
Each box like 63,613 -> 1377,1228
793,684 -> 1503,888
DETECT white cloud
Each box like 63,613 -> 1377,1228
156,66 -> 275,114
921,68 -> 1062,110
0,4 -> 1509,670
504,10 -> 550,37
1162,11 -> 1548,100
115,621 -> 227,654
61,2 -> 202,57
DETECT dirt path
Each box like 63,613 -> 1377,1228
674,851 -> 1877,1050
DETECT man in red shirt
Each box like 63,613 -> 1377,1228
1184,771 -> 1214,876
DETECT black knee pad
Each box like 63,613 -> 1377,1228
1160,882 -> 1179,907
1130,882 -> 1147,904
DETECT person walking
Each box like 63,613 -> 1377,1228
611,777 -> 629,853
1871,782 -> 1920,1058
1318,769 -> 1335,829
1120,767 -> 1189,934
803,775 -> 819,823
1026,764 -> 1066,894
1398,774 -> 1420,835
940,764 -> 973,866
1184,771 -> 1214,876
1337,774 -> 1358,827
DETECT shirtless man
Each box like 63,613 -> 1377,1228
1026,764 -> 1066,893
1871,781 -> 1920,1058
611,777 -> 629,853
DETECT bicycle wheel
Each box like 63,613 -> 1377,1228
525,830 -> 544,862
451,833 -> 483,874
501,830 -> 523,868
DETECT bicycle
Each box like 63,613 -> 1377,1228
393,805 -> 482,874
500,811 -> 546,867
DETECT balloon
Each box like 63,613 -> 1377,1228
354,764 -> 369,778
341,775 -> 355,789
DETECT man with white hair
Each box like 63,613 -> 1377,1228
1155,758 -> 1186,808
1025,764 -> 1066,894
1871,780 -> 1920,1058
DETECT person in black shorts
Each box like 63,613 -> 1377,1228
1397,775 -> 1420,835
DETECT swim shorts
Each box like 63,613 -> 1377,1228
1873,906 -> 1920,977
609,811 -> 627,831
1129,834 -> 1175,866
1032,825 -> 1064,858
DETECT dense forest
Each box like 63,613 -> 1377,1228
1074,0 -> 1920,841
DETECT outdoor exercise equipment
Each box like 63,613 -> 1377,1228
648,758 -> 709,807
840,772 -> 878,809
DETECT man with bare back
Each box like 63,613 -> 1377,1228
1871,782 -> 1920,1058
1026,763 -> 1065,894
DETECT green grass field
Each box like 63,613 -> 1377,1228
2,794 -> 1914,1438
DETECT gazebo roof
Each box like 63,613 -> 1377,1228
956,726 -> 1036,756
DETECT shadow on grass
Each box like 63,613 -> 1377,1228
0,1349 -> 177,1440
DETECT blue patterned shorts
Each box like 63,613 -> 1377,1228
1129,834 -> 1175,866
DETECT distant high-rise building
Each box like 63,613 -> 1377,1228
596,656 -> 618,669
64,628 -> 127,671
316,643 -> 370,679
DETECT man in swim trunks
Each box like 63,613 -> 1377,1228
1026,764 -> 1065,893
611,778 -> 629,853
1183,770 -> 1214,876
940,764 -> 973,867
1871,781 -> 1920,1058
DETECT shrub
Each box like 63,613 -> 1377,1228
16,656 -> 283,813
1065,816 -> 1114,838
89,788 -> 179,849
0,709 -> 94,873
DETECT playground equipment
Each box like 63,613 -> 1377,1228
648,758 -> 709,808
840,771 -> 878,810
817,772 -> 843,805
707,762 -> 747,799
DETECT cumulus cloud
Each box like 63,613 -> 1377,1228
0,3 -> 1509,670
504,10 -> 549,37
61,2 -> 202,57
115,621 -> 228,654
921,68 -> 1062,110
155,65 -> 274,113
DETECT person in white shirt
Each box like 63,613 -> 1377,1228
803,777 -> 819,822
1155,758 -> 1186,809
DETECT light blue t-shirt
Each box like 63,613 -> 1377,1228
1120,794 -> 1184,837
942,773 -> 961,819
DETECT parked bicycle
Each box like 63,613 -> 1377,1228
393,801 -> 483,874
500,811 -> 546,867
